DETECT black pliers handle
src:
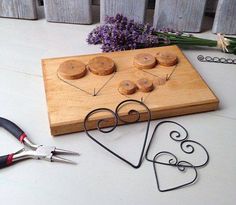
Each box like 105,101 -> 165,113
0,117 -> 28,168
0,117 -> 79,168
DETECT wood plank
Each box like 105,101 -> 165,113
0,0 -> 37,19
212,0 -> 236,34
100,0 -> 148,23
0,0 -> 17,18
44,0 -> 92,24
42,45 -> 219,136
98,0 -> 155,9
153,0 -> 207,32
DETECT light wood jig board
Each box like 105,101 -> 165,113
42,45 -> 219,136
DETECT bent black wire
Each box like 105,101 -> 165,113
145,121 -> 210,168
145,121 -> 209,192
153,151 -> 198,192
83,99 -> 151,169
84,102 -> 209,191
197,55 -> 236,64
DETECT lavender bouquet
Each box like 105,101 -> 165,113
87,14 -> 236,54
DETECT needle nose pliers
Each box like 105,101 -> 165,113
0,117 -> 79,168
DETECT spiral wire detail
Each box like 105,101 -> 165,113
197,55 -> 236,64
83,100 -> 210,191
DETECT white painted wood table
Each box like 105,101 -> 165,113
0,15 -> 236,205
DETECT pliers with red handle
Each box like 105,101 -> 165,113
0,117 -> 79,168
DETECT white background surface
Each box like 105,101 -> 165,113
0,7 -> 236,205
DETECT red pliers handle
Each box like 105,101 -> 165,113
0,117 -> 28,168
0,117 -> 79,168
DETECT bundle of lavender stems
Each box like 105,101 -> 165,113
87,14 -> 236,54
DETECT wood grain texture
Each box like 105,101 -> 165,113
44,0 -> 92,24
100,0 -> 148,23
0,0 -> 37,19
153,0 -> 207,32
212,0 -> 236,34
93,0 -> 156,8
42,46 -> 219,136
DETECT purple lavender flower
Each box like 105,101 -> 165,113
87,14 -> 233,54
87,14 -> 236,54
87,14 -> 166,52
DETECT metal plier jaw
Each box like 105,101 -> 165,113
0,117 -> 79,168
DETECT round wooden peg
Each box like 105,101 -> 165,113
88,56 -> 115,76
58,60 -> 87,80
136,78 -> 154,92
156,52 -> 178,66
133,53 -> 156,69
119,80 -> 137,95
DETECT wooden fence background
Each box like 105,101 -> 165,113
0,0 -> 235,34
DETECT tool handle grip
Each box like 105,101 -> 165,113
0,154 -> 14,168
0,117 -> 26,142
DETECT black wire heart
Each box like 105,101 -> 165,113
83,99 -> 151,169
153,151 -> 198,192
145,121 -> 209,168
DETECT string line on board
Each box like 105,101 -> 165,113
141,64 -> 178,81
57,71 -> 116,96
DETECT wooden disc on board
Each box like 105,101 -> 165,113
58,60 -> 87,80
88,56 -> 115,76
156,52 -> 178,66
136,78 -> 154,92
133,53 -> 156,69
119,80 -> 137,95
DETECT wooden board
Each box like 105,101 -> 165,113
212,0 -> 236,34
100,0 -> 147,23
44,0 -> 92,24
42,46 -> 219,136
0,0 -> 37,19
153,0 -> 207,32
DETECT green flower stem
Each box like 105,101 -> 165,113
155,33 -> 223,48
155,32 -> 236,54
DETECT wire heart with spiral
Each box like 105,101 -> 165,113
83,99 -> 151,169
145,121 -> 210,192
